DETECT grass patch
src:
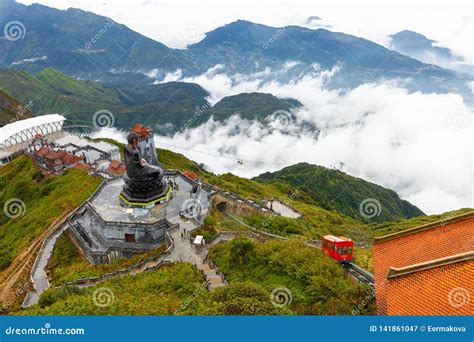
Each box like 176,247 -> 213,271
0,156 -> 101,271
47,234 -> 167,286
207,237 -> 375,315
23,263 -> 205,315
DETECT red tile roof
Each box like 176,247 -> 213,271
63,153 -> 83,165
106,159 -> 125,175
35,146 -> 50,157
45,149 -> 66,160
386,254 -> 473,315
130,123 -> 151,138
183,170 -> 198,180
33,146 -> 83,168
373,211 -> 474,315
74,163 -> 90,171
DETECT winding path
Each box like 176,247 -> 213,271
21,212 -> 75,307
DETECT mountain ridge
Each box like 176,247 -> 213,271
0,67 -> 301,133
0,1 -> 470,97
0,89 -> 33,126
253,162 -> 425,222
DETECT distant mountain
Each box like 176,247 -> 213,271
0,89 -> 32,126
389,31 -> 455,61
189,20 -> 423,72
0,68 -> 209,133
0,67 -> 298,133
254,162 -> 425,222
389,30 -> 473,76
0,2 -> 471,97
209,93 -> 301,122
180,20 -> 469,95
0,1 -> 186,79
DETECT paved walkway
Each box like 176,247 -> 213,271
23,215 -> 226,308
167,218 -> 227,290
22,217 -> 73,307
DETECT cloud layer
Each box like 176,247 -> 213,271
94,65 -> 473,215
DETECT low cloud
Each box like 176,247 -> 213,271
10,55 -> 47,66
94,65 -> 472,215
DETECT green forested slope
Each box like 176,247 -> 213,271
254,162 -> 425,222
0,68 -> 301,134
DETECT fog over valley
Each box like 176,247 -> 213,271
93,64 -> 472,215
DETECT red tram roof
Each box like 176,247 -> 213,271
323,235 -> 352,243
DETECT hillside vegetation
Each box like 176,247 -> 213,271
371,208 -> 473,237
209,92 -> 301,121
254,163 -> 424,223
24,263 -> 205,315
0,90 -> 32,126
24,238 -> 375,315
0,68 -> 300,134
202,237 -> 375,315
47,234 -> 166,286
0,156 -> 101,270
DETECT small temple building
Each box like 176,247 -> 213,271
130,123 -> 159,166
31,145 -> 83,173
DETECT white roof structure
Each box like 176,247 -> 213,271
0,114 -> 66,148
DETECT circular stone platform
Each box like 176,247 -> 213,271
90,175 -> 211,224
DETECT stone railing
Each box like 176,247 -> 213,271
166,169 -> 278,216
59,230 -> 175,288
29,178 -> 107,287
59,260 -> 173,288
82,201 -> 168,229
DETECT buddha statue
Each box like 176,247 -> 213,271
120,132 -> 170,206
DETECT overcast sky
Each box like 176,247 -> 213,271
18,0 -> 473,62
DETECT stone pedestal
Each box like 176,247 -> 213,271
119,175 -> 172,208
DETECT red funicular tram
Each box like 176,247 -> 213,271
322,235 -> 353,262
